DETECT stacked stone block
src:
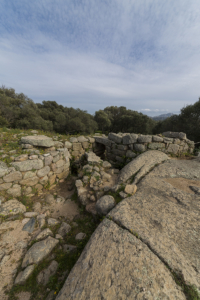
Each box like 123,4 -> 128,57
96,131 -> 195,164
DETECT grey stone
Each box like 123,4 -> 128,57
162,131 -> 186,140
37,260 -> 58,285
85,152 -> 101,165
7,184 -> 21,197
45,194 -> 55,204
46,291 -> 56,300
11,159 -> 43,172
22,217 -> 36,233
63,244 -> 77,254
96,195 -> 116,215
163,137 -> 173,143
69,137 -> 78,143
108,133 -> 122,144
24,212 -> 38,217
0,182 -> 12,191
64,141 -> 72,149
133,143 -> 146,152
55,219 -> 185,300
15,265 -> 35,285
122,133 -> 138,144
148,143 -> 165,150
137,135 -> 152,143
152,135 -> 164,142
37,166 -> 50,177
23,171 -> 37,180
118,150 -> 169,184
36,228 -> 53,241
167,143 -> 180,154
21,135 -> 54,147
58,222 -> 71,237
124,184 -> 137,195
72,143 -> 82,151
95,137 -> 112,147
0,164 -> 8,177
77,136 -> 88,142
3,171 -> 22,183
0,199 -> 26,216
75,232 -> 86,240
45,155 -> 53,166
119,191 -> 128,199
20,176 -> 39,186
22,236 -> 59,268
102,161 -> 111,168
126,150 -> 136,158
48,218 -> 60,226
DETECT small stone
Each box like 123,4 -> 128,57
45,194 -> 55,204
22,237 -> 59,268
48,218 -> 59,226
75,232 -> 86,240
33,202 -> 42,212
14,154 -> 28,162
7,184 -> 21,197
38,218 -> 46,228
55,234 -> 63,239
58,222 -> 71,237
37,260 -> 58,286
24,212 -> 38,218
16,241 -> 28,249
15,265 -> 35,285
36,228 -> 53,241
0,255 -> 10,266
119,191 -> 128,199
22,218 -> 30,225
102,161 -> 111,168
63,244 -> 77,254
124,184 -> 137,195
56,196 -> 65,203
22,217 -> 36,233
96,195 -> 116,216
0,199 -> 26,216
75,180 -> 83,188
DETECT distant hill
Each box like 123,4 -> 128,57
152,113 -> 174,121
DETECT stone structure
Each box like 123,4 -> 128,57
0,132 -> 195,198
95,131 -> 195,164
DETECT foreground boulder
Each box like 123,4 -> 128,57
56,158 -> 200,299
118,150 -> 169,184
56,219 -> 186,300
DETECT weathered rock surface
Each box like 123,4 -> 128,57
22,237 -> 59,268
56,219 -> 186,300
0,199 -> 26,216
96,195 -> 116,216
21,135 -> 54,147
15,265 -> 35,285
110,158 -> 200,291
11,159 -> 43,172
118,150 -> 169,184
37,260 -> 58,286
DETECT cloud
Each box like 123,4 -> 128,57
0,0 -> 200,115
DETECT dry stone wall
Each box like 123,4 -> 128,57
95,131 -> 195,165
0,132 -> 195,199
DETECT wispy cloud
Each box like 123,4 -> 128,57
0,0 -> 200,115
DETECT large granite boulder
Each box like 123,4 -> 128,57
118,150 -> 169,184
56,158 -> 200,299
56,219 -> 186,300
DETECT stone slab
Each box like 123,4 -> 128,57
21,135 -> 54,147
56,219 -> 186,300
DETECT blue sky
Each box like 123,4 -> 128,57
0,0 -> 200,116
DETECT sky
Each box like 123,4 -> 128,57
0,0 -> 200,117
